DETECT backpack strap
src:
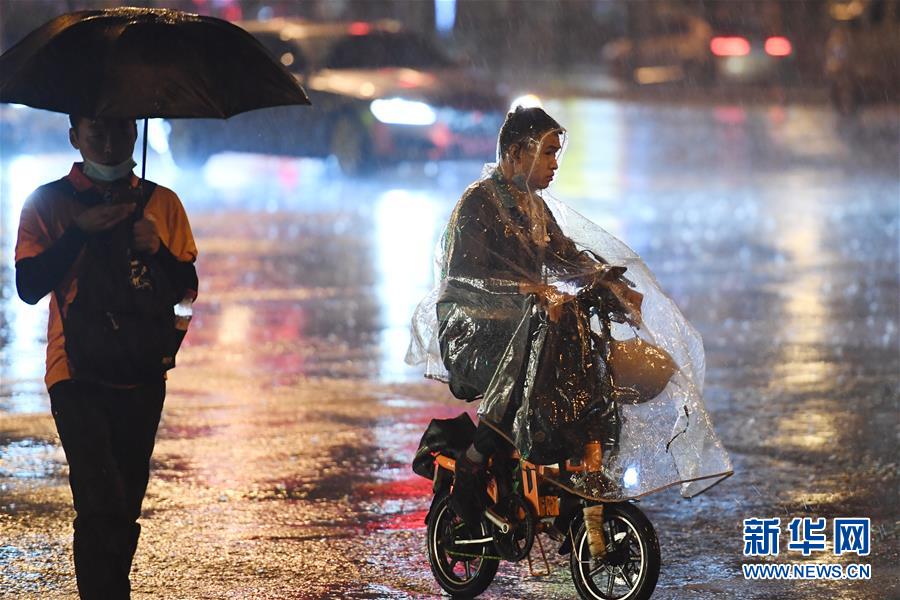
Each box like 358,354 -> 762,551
45,176 -> 78,197
136,179 -> 158,219
34,179 -> 77,324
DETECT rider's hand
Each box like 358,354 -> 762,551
520,282 -> 574,322
74,203 -> 135,234
133,214 -> 160,254
519,282 -> 552,297
607,279 -> 644,327
583,265 -> 644,327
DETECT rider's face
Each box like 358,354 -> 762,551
69,117 -> 137,165
513,131 -> 561,190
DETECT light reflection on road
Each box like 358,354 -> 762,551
0,99 -> 897,599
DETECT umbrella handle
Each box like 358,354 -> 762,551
138,118 -> 148,218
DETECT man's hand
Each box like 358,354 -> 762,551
133,215 -> 160,254
606,279 -> 644,327
74,203 -> 135,234
520,282 -> 574,322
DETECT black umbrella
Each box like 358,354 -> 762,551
0,7 -> 310,180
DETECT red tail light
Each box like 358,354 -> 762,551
765,36 -> 792,57
348,22 -> 371,36
710,36 -> 750,57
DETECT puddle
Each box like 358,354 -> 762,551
0,440 -> 64,480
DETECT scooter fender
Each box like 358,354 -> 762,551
424,466 -> 453,526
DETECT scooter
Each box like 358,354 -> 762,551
421,267 -> 665,598
423,427 -> 660,600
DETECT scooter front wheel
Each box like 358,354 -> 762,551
426,491 -> 499,597
570,502 -> 660,600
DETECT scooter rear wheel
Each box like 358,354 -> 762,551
426,491 -> 499,597
570,502 -> 660,600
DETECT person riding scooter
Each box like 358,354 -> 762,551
406,106 -> 732,533
431,107 -> 642,527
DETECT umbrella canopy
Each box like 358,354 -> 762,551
0,7 -> 310,119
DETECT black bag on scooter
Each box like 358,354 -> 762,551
523,304 -> 621,465
412,412 -> 477,479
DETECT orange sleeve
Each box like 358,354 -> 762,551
146,186 -> 198,263
14,192 -> 52,263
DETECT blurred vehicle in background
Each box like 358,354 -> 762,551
602,11 -> 714,85
704,1 -> 797,85
0,102 -> 69,153
602,2 -> 796,86
826,0 -> 900,114
165,18 -> 508,174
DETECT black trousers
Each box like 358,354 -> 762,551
49,379 -> 165,600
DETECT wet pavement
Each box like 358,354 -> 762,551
1,97 -> 898,599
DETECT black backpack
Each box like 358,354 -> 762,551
51,178 -> 185,385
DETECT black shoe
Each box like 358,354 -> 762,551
449,456 -> 491,532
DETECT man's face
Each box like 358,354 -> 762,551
69,117 -> 137,165
514,131 -> 561,190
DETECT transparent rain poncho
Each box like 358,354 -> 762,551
407,128 -> 732,500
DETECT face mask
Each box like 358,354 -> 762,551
82,157 -> 136,182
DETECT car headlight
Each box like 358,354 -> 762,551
370,98 -> 437,126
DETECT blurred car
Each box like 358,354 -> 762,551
602,5 -> 796,86
0,103 -> 71,153
602,12 -> 714,85
165,19 -> 508,173
704,7 -> 797,85
826,0 -> 900,114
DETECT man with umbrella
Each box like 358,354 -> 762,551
15,113 -> 198,598
3,7 -> 309,598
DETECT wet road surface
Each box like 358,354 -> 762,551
1,97 -> 898,599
